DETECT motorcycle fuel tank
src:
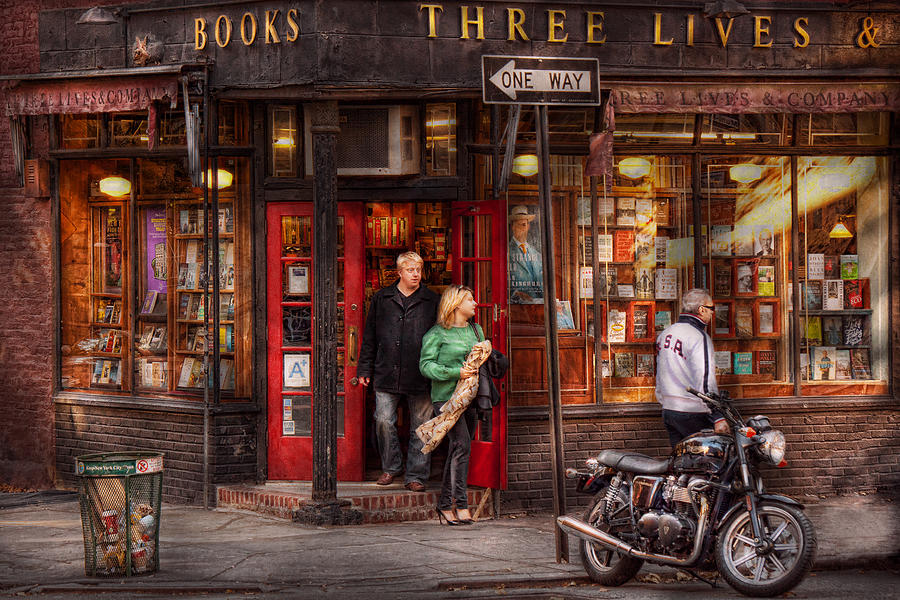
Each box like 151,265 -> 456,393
672,432 -> 732,474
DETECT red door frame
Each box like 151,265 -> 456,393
452,200 -> 509,490
266,202 -> 366,480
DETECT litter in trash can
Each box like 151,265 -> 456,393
76,452 -> 163,577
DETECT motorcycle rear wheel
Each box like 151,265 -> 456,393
579,485 -> 643,586
716,501 -> 816,597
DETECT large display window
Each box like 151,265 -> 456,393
59,157 -> 253,399
476,107 -> 893,408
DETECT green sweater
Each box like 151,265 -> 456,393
419,322 -> 484,405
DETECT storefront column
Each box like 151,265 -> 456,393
295,101 -> 361,525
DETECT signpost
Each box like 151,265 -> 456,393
482,55 -> 600,105
483,55 -> 600,564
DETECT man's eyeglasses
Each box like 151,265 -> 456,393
701,305 -> 715,311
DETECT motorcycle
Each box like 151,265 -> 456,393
557,388 -> 816,597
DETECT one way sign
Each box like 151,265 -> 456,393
482,55 -> 600,106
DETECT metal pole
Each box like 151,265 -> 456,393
200,70 -> 211,510
536,105 -> 568,564
310,101 -> 339,504
790,155 -> 802,395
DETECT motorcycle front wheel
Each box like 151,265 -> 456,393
716,501 -> 817,597
579,484 -> 643,586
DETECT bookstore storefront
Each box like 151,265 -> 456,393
8,0 -> 897,507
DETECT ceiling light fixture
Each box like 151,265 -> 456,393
617,157 -> 652,179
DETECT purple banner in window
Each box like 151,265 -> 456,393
146,208 -> 168,294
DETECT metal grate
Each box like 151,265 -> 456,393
336,108 -> 389,168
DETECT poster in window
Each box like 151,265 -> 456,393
508,204 -> 543,304
101,207 -> 123,293
555,300 -> 575,330
287,264 -> 309,295
145,208 -> 168,294
283,353 -> 310,388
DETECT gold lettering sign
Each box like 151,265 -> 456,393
192,7 -> 301,49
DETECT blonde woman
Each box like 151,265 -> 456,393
419,285 -> 481,525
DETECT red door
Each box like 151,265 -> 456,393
266,202 -> 366,480
453,201 -> 508,489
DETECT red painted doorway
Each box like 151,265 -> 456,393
266,202 -> 366,480
453,201 -> 509,490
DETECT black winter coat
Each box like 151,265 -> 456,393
357,282 -> 440,393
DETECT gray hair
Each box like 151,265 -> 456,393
681,288 -> 712,314
396,251 -> 424,269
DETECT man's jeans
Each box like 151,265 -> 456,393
374,390 -> 432,484
662,409 -> 715,447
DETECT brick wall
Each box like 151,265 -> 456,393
54,400 -> 257,505
502,400 -> 900,514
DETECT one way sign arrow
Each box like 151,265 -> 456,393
482,55 -> 600,106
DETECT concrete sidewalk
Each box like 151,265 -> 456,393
0,493 -> 897,598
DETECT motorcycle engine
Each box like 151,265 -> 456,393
657,513 -> 695,551
634,475 -> 701,553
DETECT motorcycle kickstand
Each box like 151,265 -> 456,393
678,569 -> 718,588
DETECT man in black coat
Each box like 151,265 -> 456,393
358,251 -> 439,491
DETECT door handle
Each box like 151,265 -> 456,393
348,325 -> 358,366
350,377 -> 360,387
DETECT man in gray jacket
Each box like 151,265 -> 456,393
655,288 -> 729,446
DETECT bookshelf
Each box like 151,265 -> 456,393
88,204 -> 127,389
172,197 -> 236,391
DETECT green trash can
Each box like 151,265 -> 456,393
75,451 -> 163,576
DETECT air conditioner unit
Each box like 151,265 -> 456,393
304,105 -> 420,176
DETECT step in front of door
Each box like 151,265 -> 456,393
217,485 -> 492,524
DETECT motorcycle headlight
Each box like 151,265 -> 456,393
755,429 -> 786,465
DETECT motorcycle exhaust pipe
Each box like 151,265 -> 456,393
557,500 -> 709,567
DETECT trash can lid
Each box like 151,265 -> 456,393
75,452 -> 164,476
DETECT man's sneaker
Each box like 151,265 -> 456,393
376,472 -> 395,485
405,481 -> 426,492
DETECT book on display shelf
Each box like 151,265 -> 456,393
754,224 -> 775,256
655,198 -> 670,226
803,316 -> 822,346
800,352 -> 810,380
823,255 -> 840,279
654,310 -> 671,334
840,254 -> 858,280
597,234 -> 613,262
732,224 -> 754,256
733,352 -> 753,375
843,279 -> 864,308
756,301 -> 778,336
614,352 -> 634,377
756,350 -> 776,377
850,348 -> 871,379
655,268 -> 677,300
608,309 -> 627,343
823,279 -> 844,311
713,264 -> 732,297
635,198 -> 653,227
140,291 -> 159,315
714,302 -> 733,337
757,265 -> 775,296
822,316 -> 842,346
635,233 -> 653,263
616,197 -> 636,226
734,260 -> 757,295
806,254 -> 824,280
655,237 -> 668,264
842,314 -> 869,346
636,353 -> 655,377
714,351 -> 732,375
614,230 -> 635,262
617,284 -> 635,298
735,303 -> 754,338
803,280 -> 823,311
635,267 -> 654,299
835,350 -> 852,380
811,346 -> 836,381
598,267 -> 617,296
710,225 -> 732,257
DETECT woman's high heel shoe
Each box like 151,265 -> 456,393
455,508 -> 474,525
437,509 -> 461,526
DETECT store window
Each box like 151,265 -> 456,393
795,156 -> 889,390
425,103 -> 457,176
797,113 -> 889,146
59,156 -> 253,399
700,156 -> 792,398
270,105 -> 299,177
700,114 -> 790,146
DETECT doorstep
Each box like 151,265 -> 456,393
217,482 -> 493,524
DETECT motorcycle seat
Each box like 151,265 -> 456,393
597,450 -> 670,474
